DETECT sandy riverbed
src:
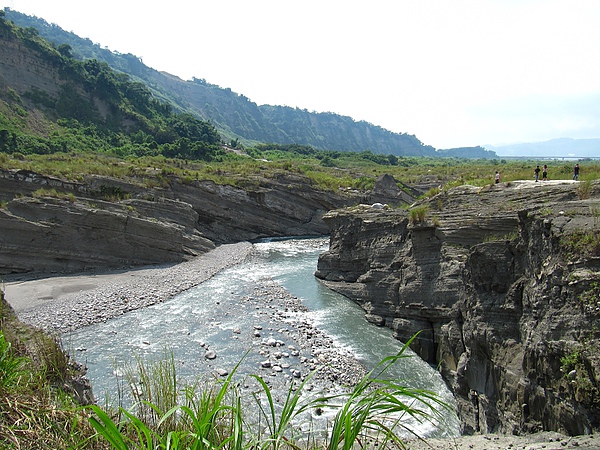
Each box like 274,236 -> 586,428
4,242 -> 254,331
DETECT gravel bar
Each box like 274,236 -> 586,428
5,242 -> 254,333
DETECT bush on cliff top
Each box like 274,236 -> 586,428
561,230 -> 600,261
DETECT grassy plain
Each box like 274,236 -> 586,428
1,150 -> 598,195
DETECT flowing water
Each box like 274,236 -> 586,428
65,237 -> 460,439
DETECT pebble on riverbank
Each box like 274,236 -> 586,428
10,243 -> 254,333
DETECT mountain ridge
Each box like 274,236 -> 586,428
3,8 -> 496,158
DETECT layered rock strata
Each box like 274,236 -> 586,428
0,169 -> 410,276
315,180 -> 600,436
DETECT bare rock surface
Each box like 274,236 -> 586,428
404,431 -> 600,449
316,180 -> 600,436
0,168 -> 379,276
0,166 -> 419,277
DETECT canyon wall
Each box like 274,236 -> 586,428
0,169 -> 407,277
315,181 -> 600,436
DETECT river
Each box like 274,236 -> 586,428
65,237 -> 460,439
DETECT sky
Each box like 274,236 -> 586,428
2,0 -> 600,149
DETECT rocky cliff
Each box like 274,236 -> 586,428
315,180 -> 600,436
0,168 -> 408,277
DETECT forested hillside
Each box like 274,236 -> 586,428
0,12 -> 223,160
3,8 -> 496,158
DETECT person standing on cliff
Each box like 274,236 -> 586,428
573,163 -> 580,180
495,171 -> 501,184
542,164 -> 548,181
534,165 -> 540,182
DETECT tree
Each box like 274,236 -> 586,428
23,26 -> 39,37
57,43 -> 73,58
320,156 -> 335,167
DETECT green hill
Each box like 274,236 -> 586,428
0,12 -> 223,160
3,8 -> 499,158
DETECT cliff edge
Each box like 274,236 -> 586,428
0,168 -> 410,277
316,180 -> 600,436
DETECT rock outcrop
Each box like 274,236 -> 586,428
0,169 -> 411,276
0,169 -> 216,275
316,180 -> 600,436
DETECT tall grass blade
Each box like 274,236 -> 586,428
87,336 -> 455,450
121,407 -> 158,449
251,369 -> 322,450
87,404 -> 128,450
0,331 -> 25,389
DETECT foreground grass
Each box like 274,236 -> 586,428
88,335 -> 455,449
0,291 -> 109,449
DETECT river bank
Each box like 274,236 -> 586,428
403,431 -> 599,449
4,242 -> 254,332
4,241 -> 600,449
4,239 -> 367,396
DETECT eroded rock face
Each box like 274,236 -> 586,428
0,169 -> 402,276
316,181 -> 600,436
0,194 -> 215,275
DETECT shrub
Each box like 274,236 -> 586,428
0,297 -> 101,448
98,185 -> 130,201
561,230 -> 600,260
425,186 -> 441,198
409,205 -> 428,224
353,176 -> 375,191
578,180 -> 592,200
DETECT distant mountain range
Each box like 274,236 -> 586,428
4,8 -> 497,159
486,138 -> 600,159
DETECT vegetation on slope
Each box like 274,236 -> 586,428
0,11 -> 222,162
0,291 -> 109,448
2,8 -> 498,157
2,11 -> 594,194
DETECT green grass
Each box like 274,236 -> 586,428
0,332 -> 25,389
561,229 -> 600,261
3,151 -> 599,201
86,335 -> 455,449
0,290 -> 108,449
409,205 -> 428,225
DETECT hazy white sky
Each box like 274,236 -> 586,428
3,0 -> 600,149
